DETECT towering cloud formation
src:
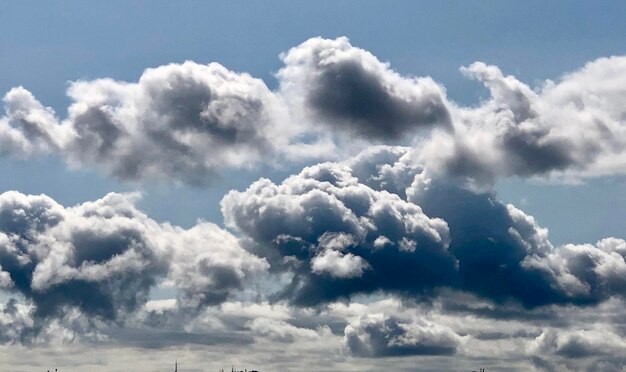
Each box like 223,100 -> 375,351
221,160 -> 455,306
223,146 -> 626,310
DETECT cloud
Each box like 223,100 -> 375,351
522,237 -> 626,303
407,155 -> 626,308
0,299 -> 35,344
4,37 -> 626,370
221,159 -> 455,306
166,222 -> 269,309
277,37 -> 451,140
406,178 -> 562,307
221,146 -> 626,311
0,62 -> 307,185
344,146 -> 626,308
311,249 -> 370,279
63,62 -> 288,185
247,317 -> 322,343
344,315 -> 461,357
530,326 -> 626,361
0,191 -> 267,341
3,39 -> 626,186
0,87 -> 67,157
418,56 -> 626,185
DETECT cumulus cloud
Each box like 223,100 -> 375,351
5,37 -> 626,370
311,249 -> 370,279
530,327 -> 626,359
419,56 -> 626,185
345,146 -> 626,308
166,222 -> 269,309
278,37 -> 451,140
0,36 -> 449,185
1,61 -> 327,185
0,299 -> 34,344
221,146 -> 626,311
522,237 -> 626,303
0,87 -> 68,157
221,159 -> 455,305
64,62 -> 295,185
4,39 -> 626,186
0,191 -> 267,341
344,315 -> 461,357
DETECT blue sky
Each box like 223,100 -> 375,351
2,2 -> 626,370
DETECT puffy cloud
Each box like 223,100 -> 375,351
346,146 -> 626,308
0,37 -> 451,185
225,149 -> 545,306
419,56 -> 626,185
0,87 -> 68,157
0,61 -> 314,185
166,222 -> 269,309
311,249 -> 370,279
63,62 -> 287,185
278,37 -> 451,140
406,178 -> 563,307
221,146 -> 626,310
529,327 -> 626,360
0,191 -> 267,337
0,299 -> 34,344
409,163 -> 626,309
344,315 -> 462,357
221,159 -> 455,305
522,238 -> 626,303
4,40 -> 626,186
4,37 -> 626,370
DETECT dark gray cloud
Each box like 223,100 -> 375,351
278,37 -> 450,140
222,147 -> 626,311
221,160 -> 456,306
407,180 -> 563,307
348,146 -> 626,308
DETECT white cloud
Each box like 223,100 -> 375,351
311,250 -> 369,278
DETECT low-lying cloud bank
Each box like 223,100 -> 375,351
3,37 -> 626,186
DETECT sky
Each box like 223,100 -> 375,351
1,1 -> 626,370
